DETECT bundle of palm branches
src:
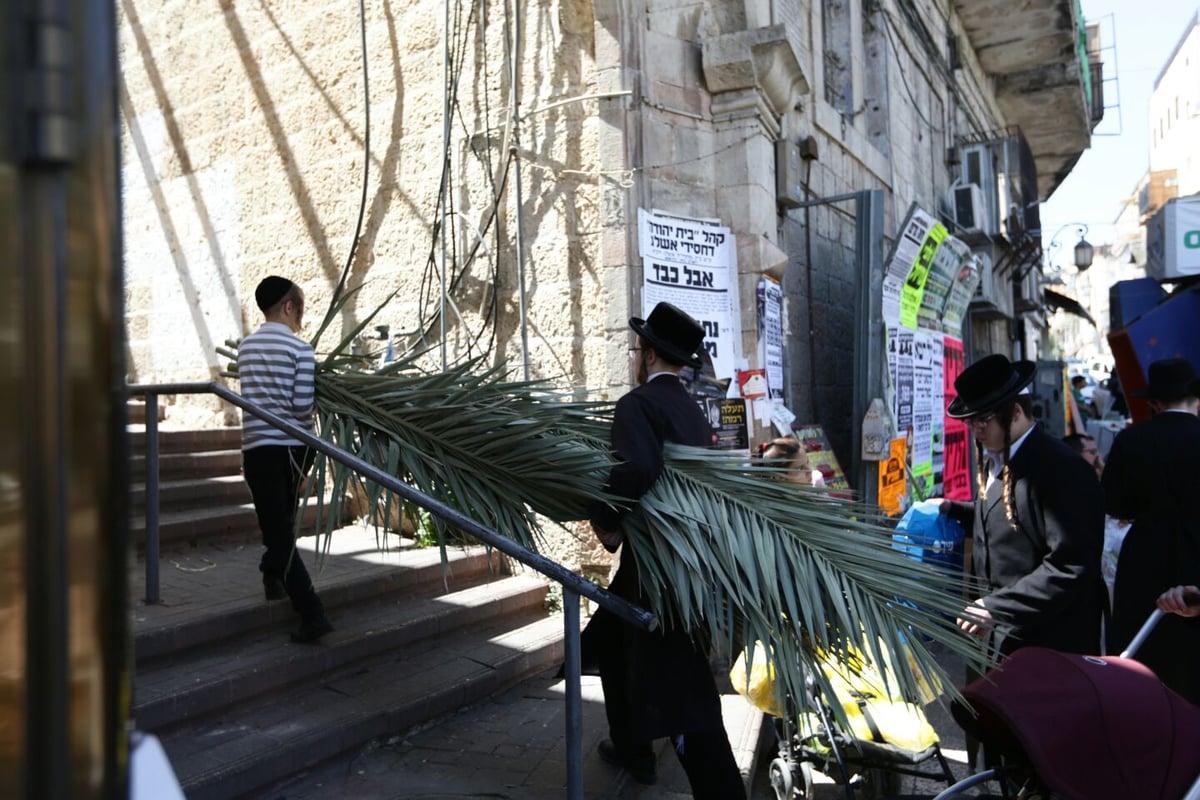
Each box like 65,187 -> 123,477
230,287 -> 990,726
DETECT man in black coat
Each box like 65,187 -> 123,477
1102,357 -> 1200,704
582,302 -> 744,799
942,355 -> 1105,658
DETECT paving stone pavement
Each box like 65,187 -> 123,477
133,526 -> 977,800
259,643 -> 975,800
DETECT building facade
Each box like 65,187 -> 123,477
119,0 -> 1098,482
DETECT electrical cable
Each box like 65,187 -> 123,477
325,0 -> 371,314
879,10 -> 944,134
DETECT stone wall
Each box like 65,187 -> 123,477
121,0 -> 1027,503
120,0 -> 610,426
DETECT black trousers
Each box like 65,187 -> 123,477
242,445 -> 323,620
598,648 -> 745,799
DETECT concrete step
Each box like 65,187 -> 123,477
160,612 -> 564,800
129,499 -> 352,551
130,475 -> 251,513
133,536 -> 501,661
130,449 -> 242,481
135,574 -> 548,732
127,399 -> 167,425
129,427 -> 243,455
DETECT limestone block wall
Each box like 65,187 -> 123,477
120,0 -> 609,426
119,0 -> 1029,481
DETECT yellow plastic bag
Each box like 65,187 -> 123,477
817,641 -> 940,752
729,643 -> 786,718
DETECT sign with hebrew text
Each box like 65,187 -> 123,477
639,208 -> 737,381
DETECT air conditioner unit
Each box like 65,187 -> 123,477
953,184 -> 987,233
959,144 -> 1000,237
970,248 -> 1014,319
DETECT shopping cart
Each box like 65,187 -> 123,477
762,644 -> 957,800
934,601 -> 1200,800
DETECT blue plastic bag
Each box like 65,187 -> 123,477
892,499 -> 965,574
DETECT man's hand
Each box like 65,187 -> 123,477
1157,585 -> 1200,618
957,598 -> 992,637
591,522 -> 624,553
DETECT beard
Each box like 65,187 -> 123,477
634,349 -> 649,386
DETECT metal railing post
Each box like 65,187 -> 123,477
144,391 -> 160,604
562,587 -> 582,800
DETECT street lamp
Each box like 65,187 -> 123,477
1044,223 -> 1094,272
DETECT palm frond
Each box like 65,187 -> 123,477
630,445 -> 982,716
225,331 -> 991,730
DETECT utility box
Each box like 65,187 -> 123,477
1144,196 -> 1200,282
775,139 -> 804,209
1029,360 -> 1068,440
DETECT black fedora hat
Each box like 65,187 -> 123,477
629,302 -> 705,368
947,354 -> 1036,419
1131,357 -> 1200,400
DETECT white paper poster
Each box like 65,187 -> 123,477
639,209 -> 737,380
911,330 -> 936,467
882,208 -> 938,326
757,276 -> 785,401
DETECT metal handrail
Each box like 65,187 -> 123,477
127,380 -> 656,800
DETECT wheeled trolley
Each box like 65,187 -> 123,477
764,650 -> 956,800
934,603 -> 1200,800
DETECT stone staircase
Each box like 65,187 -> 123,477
129,424 -> 565,799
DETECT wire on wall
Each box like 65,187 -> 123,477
319,0 -> 371,329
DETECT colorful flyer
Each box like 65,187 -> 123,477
878,437 -> 908,516
793,424 -> 849,493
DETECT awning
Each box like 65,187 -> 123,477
1044,288 -> 1096,327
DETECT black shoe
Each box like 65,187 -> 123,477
290,615 -> 334,644
263,574 -> 287,601
597,739 -> 656,785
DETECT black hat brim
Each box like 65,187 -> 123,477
629,316 -> 703,369
946,360 -> 1037,419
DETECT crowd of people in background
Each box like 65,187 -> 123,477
938,353 -> 1200,711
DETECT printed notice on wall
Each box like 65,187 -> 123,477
706,398 -> 750,453
878,437 -> 908,516
882,206 -> 940,327
918,236 -> 971,333
757,276 -> 785,401
639,209 -> 737,381
891,328 -> 914,434
942,336 -> 972,501
910,330 -> 937,499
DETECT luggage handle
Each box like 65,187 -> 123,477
1120,591 -> 1200,659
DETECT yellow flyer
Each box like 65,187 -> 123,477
899,223 -> 948,330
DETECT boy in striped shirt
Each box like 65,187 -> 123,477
238,276 -> 332,643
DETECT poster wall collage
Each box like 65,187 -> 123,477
636,204 -> 975,506
638,208 -> 848,492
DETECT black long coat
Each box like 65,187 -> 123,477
581,374 -> 724,739
946,425 -> 1106,657
1102,410 -> 1200,704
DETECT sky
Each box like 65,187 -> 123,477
1038,0 -> 1199,263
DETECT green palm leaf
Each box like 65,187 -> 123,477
228,332 -> 990,729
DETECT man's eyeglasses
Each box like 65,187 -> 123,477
967,412 -> 997,429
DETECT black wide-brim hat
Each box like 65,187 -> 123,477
629,302 -> 705,368
1131,357 -> 1200,400
946,354 -> 1036,419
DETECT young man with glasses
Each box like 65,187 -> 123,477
940,354 -> 1105,659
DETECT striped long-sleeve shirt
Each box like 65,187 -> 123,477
237,321 -> 316,450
